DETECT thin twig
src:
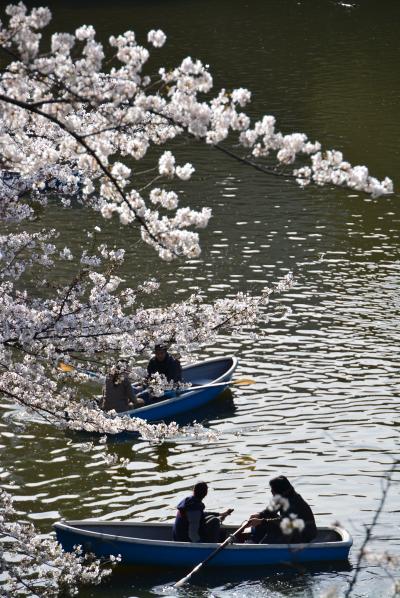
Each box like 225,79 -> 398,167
344,460 -> 398,598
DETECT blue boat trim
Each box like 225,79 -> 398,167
54,520 -> 352,567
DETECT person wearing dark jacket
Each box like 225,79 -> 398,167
147,343 -> 182,383
248,475 -> 317,544
173,481 -> 233,543
102,365 -> 144,413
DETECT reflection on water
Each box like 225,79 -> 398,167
2,0 -> 400,596
78,560 -> 353,598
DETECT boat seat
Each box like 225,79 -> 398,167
313,529 -> 342,543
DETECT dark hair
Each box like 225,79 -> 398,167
155,343 -> 168,351
193,481 -> 208,499
269,475 -> 295,497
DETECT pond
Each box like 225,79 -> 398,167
1,0 -> 399,596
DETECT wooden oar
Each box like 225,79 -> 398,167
58,362 -> 78,372
180,378 -> 255,392
57,362 -> 101,379
174,520 -> 249,588
135,378 -> 254,400
58,361 -> 255,400
58,364 -> 254,388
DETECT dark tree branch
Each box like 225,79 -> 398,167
0,93 -> 168,252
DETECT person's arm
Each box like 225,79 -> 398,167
186,510 -> 202,542
219,508 -> 234,522
248,509 -> 279,526
173,360 -> 182,383
147,359 -> 156,378
124,377 -> 145,408
100,385 -> 106,409
248,516 -> 264,527
167,356 -> 182,383
124,377 -> 135,401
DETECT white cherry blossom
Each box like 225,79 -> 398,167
0,489 -> 116,596
147,28 -> 166,48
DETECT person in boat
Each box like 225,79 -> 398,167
102,363 -> 145,413
173,481 -> 233,543
147,343 -> 182,383
248,475 -> 317,544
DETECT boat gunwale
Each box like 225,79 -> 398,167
122,355 -> 238,416
53,521 -> 352,550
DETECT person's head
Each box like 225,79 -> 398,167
269,475 -> 295,497
154,343 -> 167,362
193,481 -> 208,500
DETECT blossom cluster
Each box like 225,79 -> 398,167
266,494 -> 305,536
0,208 -> 289,438
0,489 -> 115,597
0,235 -> 292,435
0,3 -> 393,262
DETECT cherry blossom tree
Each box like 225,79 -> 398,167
0,1 -> 304,438
0,2 -> 394,595
0,488 -> 119,596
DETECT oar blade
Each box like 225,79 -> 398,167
231,378 -> 255,385
174,575 -> 190,589
173,520 -> 249,588
58,362 -> 74,372
174,562 -> 202,588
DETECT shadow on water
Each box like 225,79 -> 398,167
170,389 -> 236,427
79,560 -> 352,597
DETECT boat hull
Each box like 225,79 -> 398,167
54,521 -> 352,567
123,356 -> 237,423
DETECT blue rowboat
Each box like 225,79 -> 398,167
1,169 -> 83,194
54,520 -> 352,567
123,355 -> 237,423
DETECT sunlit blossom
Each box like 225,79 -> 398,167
147,28 -> 166,48
0,489 -> 115,596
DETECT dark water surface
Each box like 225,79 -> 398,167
1,0 -> 400,596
